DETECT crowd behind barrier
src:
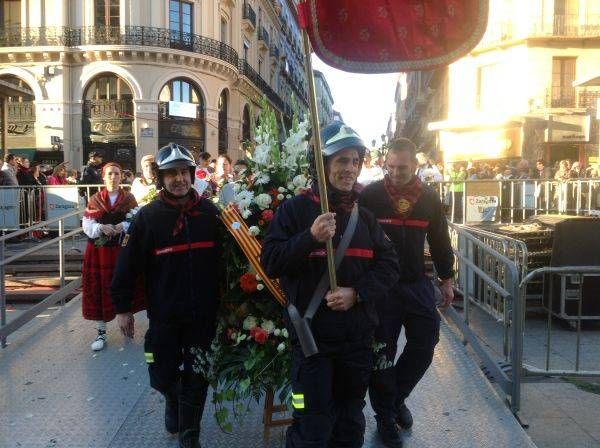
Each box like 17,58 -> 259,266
2,178 -> 600,233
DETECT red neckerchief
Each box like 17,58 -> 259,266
158,189 -> 201,236
383,175 -> 423,217
84,188 -> 137,220
303,181 -> 358,213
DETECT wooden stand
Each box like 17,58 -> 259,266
262,389 -> 293,445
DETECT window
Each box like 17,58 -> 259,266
220,17 -> 228,44
95,0 -> 120,27
0,0 -> 21,27
554,0 -> 578,35
258,57 -> 263,77
218,90 -> 229,153
551,57 -> 576,107
159,79 -> 200,105
243,40 -> 250,60
170,0 -> 193,45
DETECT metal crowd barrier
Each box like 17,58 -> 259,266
0,208 -> 84,348
445,223 -> 522,413
447,223 -> 600,418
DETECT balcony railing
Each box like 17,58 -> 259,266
578,89 -> 600,109
0,25 -> 239,68
242,3 -> 257,30
258,27 -> 269,48
545,86 -> 576,108
238,58 -> 283,111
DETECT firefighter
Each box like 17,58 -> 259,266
111,143 -> 222,448
360,138 -> 455,448
261,121 -> 399,448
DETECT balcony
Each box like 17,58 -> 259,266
0,25 -> 240,68
238,58 -> 283,111
545,86 -> 576,108
269,44 -> 279,61
242,3 -> 257,32
578,88 -> 600,110
258,26 -> 269,51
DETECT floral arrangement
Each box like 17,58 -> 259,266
195,98 -> 311,431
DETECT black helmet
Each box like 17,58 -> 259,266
156,142 -> 196,170
307,121 -> 366,178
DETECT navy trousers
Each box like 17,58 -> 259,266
369,278 -> 440,422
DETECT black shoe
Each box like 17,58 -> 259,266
395,403 -> 413,430
376,419 -> 403,448
165,395 -> 179,434
178,400 -> 203,448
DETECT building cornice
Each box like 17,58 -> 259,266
471,36 -> 600,56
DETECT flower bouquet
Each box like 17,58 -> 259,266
197,98 -> 311,431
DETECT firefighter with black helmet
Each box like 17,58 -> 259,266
111,142 -> 222,448
261,121 -> 399,448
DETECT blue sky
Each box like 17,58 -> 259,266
311,55 -> 398,148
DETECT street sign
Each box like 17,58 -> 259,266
50,136 -> 61,145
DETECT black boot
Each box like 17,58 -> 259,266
395,403 -> 413,430
164,392 -> 179,434
376,419 -> 403,448
178,400 -> 203,448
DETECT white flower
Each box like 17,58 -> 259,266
277,194 -> 284,201
255,274 -> 261,281
242,209 -> 252,219
274,328 -> 281,337
281,328 -> 289,339
126,212 -> 132,219
286,194 -> 292,199
277,342 -> 286,353
287,182 -> 295,190
253,172 -> 270,185
254,193 -> 272,210
232,183 -> 241,193
242,316 -> 258,331
293,174 -> 308,188
261,319 -> 275,334
248,226 -> 260,236
278,186 -> 286,193
253,143 -> 271,165
256,283 -> 264,291
234,190 -> 254,212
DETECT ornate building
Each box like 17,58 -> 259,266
398,0 -> 600,167
0,0 -> 308,171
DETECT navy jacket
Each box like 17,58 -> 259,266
111,196 -> 222,324
261,194 -> 399,347
359,180 -> 454,283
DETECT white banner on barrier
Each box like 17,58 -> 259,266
0,188 -> 20,230
466,196 -> 499,223
45,186 -> 83,229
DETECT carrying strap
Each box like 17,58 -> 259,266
303,203 -> 360,321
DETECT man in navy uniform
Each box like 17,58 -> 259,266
112,143 -> 221,448
361,138 -> 454,448
261,122 -> 399,448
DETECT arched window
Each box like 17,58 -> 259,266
242,104 -> 251,142
218,90 -> 228,154
0,76 -> 36,158
82,73 -> 136,170
158,78 -> 205,154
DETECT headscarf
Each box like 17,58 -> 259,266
84,188 -> 137,220
383,174 -> 423,217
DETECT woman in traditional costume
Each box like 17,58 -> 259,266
82,162 -> 144,351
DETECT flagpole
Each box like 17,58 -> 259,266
299,3 -> 337,291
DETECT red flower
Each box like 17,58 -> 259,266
252,327 -> 269,344
262,209 -> 274,222
239,273 -> 258,293
258,219 -> 265,226
196,169 -> 208,180
226,328 -> 235,340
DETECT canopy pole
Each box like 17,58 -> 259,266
300,13 -> 337,291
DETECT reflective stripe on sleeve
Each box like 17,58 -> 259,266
144,352 -> 154,363
291,393 -> 305,409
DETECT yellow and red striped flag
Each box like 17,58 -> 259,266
221,204 -> 287,306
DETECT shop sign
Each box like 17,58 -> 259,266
140,128 -> 154,137
168,101 -> 198,119
544,114 -> 590,143
0,188 -> 19,230
46,186 -> 84,230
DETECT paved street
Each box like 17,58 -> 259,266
0,296 -> 534,448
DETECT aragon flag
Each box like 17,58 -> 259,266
297,0 -> 489,73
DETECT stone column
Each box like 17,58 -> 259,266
133,99 -> 159,168
205,106 -> 219,157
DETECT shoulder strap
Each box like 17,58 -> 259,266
304,204 -> 360,320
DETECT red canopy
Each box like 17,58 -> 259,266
298,0 -> 488,73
